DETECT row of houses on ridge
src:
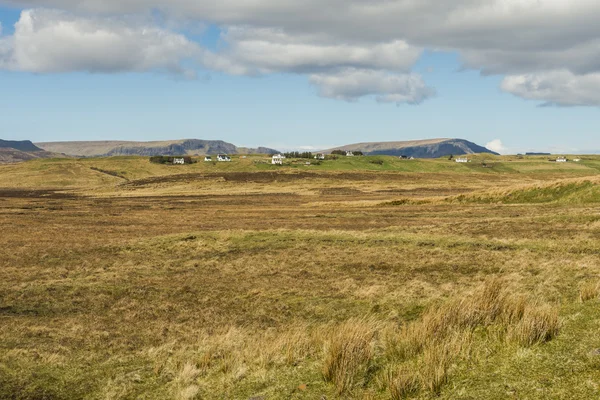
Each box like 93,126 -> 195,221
202,154 -> 231,162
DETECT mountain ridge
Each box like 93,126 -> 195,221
323,138 -> 498,158
36,139 -> 280,157
29,138 -> 496,159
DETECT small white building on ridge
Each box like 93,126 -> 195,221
272,154 -> 284,165
455,157 -> 470,163
204,156 -> 212,162
173,158 -> 185,165
217,154 -> 231,162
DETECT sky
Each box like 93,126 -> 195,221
1,1 -> 600,153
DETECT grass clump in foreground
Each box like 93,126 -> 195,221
322,318 -> 379,394
379,279 -> 560,398
580,280 -> 600,302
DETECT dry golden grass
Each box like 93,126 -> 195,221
580,281 -> 600,302
2,157 -> 600,398
508,306 -> 561,347
322,318 -> 379,394
384,364 -> 420,400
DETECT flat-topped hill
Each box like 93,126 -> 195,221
0,139 -> 43,152
324,138 -> 498,157
36,139 -> 279,157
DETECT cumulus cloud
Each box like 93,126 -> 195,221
309,68 -> 435,104
3,1 -> 600,105
0,8 -> 432,105
485,139 -> 506,154
501,70 -> 600,107
6,1 -> 600,50
0,9 -> 199,75
202,27 -> 421,75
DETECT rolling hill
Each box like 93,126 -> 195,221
0,140 -> 64,163
36,139 -> 279,157
324,138 -> 498,158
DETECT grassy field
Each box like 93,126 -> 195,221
2,154 -> 600,399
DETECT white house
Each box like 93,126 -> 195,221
556,157 -> 568,163
204,156 -> 212,162
346,151 -> 354,157
455,157 -> 470,163
272,154 -> 284,165
173,158 -> 185,165
217,154 -> 231,162
314,153 -> 325,160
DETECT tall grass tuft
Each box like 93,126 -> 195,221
580,281 -> 600,302
382,279 -> 562,397
508,306 -> 560,346
322,318 -> 377,394
420,343 -> 450,395
384,365 -> 420,400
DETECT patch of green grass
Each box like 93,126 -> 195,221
442,300 -> 600,399
453,181 -> 600,204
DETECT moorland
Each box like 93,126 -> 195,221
2,154 -> 600,399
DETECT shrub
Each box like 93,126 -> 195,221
283,151 -> 313,159
149,156 -> 195,164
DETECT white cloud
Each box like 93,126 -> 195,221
501,70 -> 600,106
485,139 -> 506,154
205,27 -> 421,75
309,68 -> 435,104
0,9 -> 199,75
3,1 -> 600,105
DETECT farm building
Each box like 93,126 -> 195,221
173,158 -> 185,165
272,154 -> 284,165
217,154 -> 231,162
556,157 -> 568,163
346,151 -> 354,157
314,153 -> 325,160
455,157 -> 470,163
204,156 -> 212,162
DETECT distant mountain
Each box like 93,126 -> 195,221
36,139 -> 279,157
0,140 -> 43,152
324,138 -> 498,158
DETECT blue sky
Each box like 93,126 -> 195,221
1,3 -> 600,153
